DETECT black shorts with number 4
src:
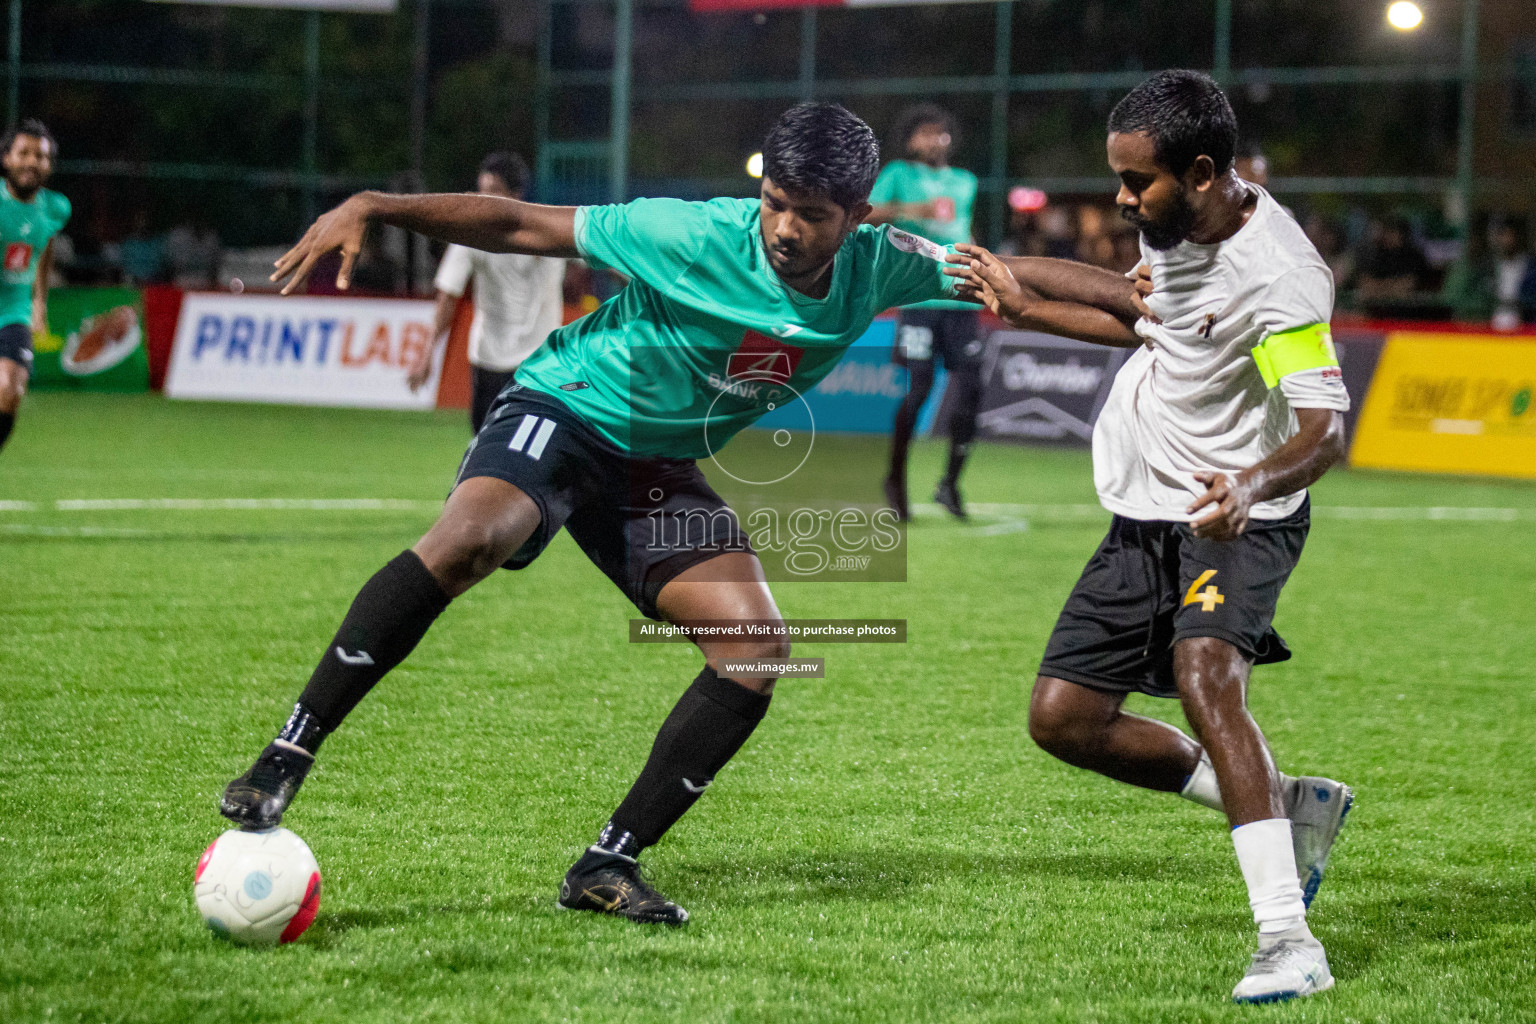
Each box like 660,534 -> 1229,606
1039,498 -> 1310,699
454,386 -> 753,620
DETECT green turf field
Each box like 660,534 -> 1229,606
3,393 -> 1534,1023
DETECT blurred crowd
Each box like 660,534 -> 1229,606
46,194 -> 1536,332
997,197 -> 1536,330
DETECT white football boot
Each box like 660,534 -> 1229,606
1285,776 -> 1354,908
1231,925 -> 1334,1004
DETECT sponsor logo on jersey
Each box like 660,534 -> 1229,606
559,381 -> 589,391
727,330 -> 804,385
884,226 -> 946,261
4,242 -> 32,273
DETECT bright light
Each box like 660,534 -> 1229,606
1387,1 -> 1423,30
746,152 -> 764,178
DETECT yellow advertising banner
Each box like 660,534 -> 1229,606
1351,332 -> 1536,479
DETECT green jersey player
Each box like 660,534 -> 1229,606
0,119 -> 71,454
865,104 -> 983,520
219,103 -> 964,924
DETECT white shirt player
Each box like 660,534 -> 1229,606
1094,186 -> 1350,523
433,244 -> 565,372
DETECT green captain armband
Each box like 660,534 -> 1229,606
1251,323 -> 1338,389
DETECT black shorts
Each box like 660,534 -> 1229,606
0,322 -> 32,369
454,386 -> 753,619
892,308 -> 982,371
1039,498 -> 1310,699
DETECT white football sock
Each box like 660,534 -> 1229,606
1180,749 -> 1296,816
1231,818 -> 1308,935
1180,750 -> 1224,812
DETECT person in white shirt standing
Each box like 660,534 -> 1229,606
947,70 -> 1352,1005
407,152 -> 566,432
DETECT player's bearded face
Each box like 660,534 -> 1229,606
2,134 -> 52,195
758,179 -> 862,282
1122,183 -> 1196,251
1108,131 -> 1196,252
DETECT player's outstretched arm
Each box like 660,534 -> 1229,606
992,253 -> 1151,324
945,245 -> 1142,348
271,192 -> 579,295
1186,407 -> 1347,541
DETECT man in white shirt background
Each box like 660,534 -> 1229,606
948,70 -> 1353,1006
407,151 -> 568,432
1491,217 -> 1535,332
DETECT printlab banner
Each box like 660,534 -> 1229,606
31,287 -> 151,393
973,331 -> 1127,447
166,293 -> 441,410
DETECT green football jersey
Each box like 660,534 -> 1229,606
0,183 -> 70,328
514,196 -> 962,458
868,160 -> 977,310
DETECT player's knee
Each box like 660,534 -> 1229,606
0,379 -> 24,413
1028,678 -> 1099,758
738,632 -> 791,664
420,515 -> 520,585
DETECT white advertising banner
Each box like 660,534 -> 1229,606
166,293 -> 441,410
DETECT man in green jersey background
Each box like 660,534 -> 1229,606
866,104 -> 982,521
219,103 -> 966,925
0,119 -> 71,454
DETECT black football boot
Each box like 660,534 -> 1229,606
219,741 -> 314,831
557,848 -> 689,926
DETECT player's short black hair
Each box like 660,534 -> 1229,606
761,102 -> 880,212
1,118 -> 56,156
1108,70 -> 1237,178
892,103 -> 957,152
478,151 -> 529,194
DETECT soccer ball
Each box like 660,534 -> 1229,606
194,827 -> 321,945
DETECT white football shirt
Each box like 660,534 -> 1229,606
1093,186 -> 1350,522
434,244 -> 565,372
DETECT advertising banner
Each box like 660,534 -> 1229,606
972,330 -> 1127,446
31,287 -> 151,393
1350,332 -> 1536,480
166,293 -> 442,410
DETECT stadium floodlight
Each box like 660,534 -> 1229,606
746,152 -> 765,179
1386,1 -> 1424,31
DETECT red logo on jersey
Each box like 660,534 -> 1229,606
4,242 -> 32,273
727,331 -> 804,384
932,197 -> 956,223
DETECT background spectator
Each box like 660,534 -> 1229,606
1490,217 -> 1536,331
1355,215 -> 1431,302
164,217 -> 222,290
117,211 -> 166,285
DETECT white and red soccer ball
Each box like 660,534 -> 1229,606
194,828 -> 321,945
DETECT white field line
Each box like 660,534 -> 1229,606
0,498 -> 441,513
0,498 -> 1523,522
913,502 -> 1527,523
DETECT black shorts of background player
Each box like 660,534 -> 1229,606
884,307 -> 982,520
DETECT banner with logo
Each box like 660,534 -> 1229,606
30,287 -> 151,393
166,293 -> 442,410
971,331 -> 1126,446
1350,332 -> 1536,480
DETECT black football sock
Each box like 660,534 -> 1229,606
295,550 -> 452,732
942,441 -> 970,486
0,412 -> 14,453
606,666 -> 772,850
